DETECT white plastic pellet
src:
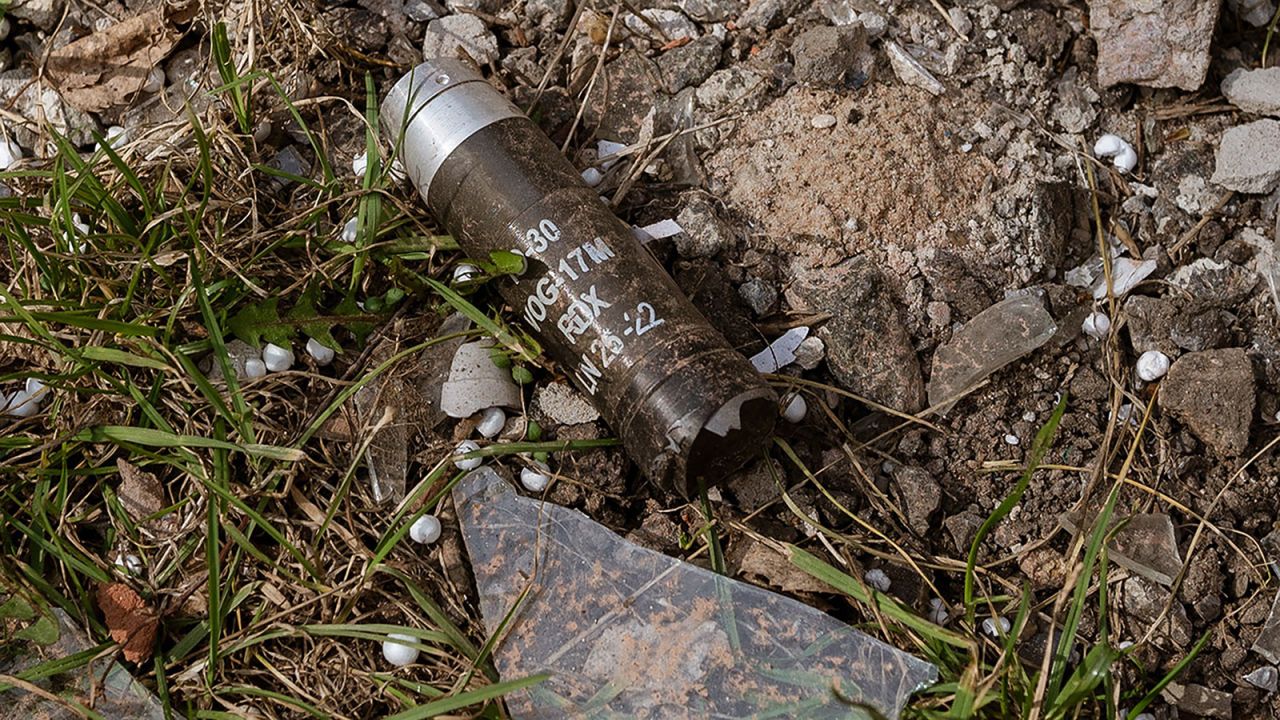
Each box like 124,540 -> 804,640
409,514 -> 442,544
452,263 -> 481,283
142,66 -> 165,93
475,406 -> 506,438
981,616 -> 1011,636
1135,350 -> 1170,382
382,633 -> 420,666
927,597 -> 949,625
25,377 -> 46,399
114,554 -> 143,575
453,440 -> 483,471
1081,311 -> 1111,340
306,337 -> 335,366
352,152 -> 368,178
102,126 -> 127,150
243,358 -> 267,379
781,392 -> 808,423
581,167 -> 604,187
1093,133 -> 1138,173
0,138 -> 23,171
864,568 -> 891,592
262,343 -> 295,372
520,463 -> 551,492
353,151 -> 407,184
341,217 -> 358,244
1004,434 -> 1020,446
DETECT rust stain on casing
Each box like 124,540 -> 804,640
383,59 -> 776,496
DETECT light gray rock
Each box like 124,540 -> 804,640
737,277 -> 777,316
7,0 -> 66,31
791,25 -> 873,90
624,9 -> 698,41
1227,0 -> 1277,26
422,14 -> 499,64
1159,348 -> 1256,456
1221,67 -> 1280,117
1211,120 -> 1280,194
532,382 -> 599,426
1088,0 -> 1221,91
0,73 -> 100,150
885,41 -> 945,95
674,195 -> 736,258
737,0 -> 807,29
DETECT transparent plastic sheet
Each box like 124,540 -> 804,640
454,468 -> 937,719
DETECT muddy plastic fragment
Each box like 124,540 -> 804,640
1104,513 -> 1184,586
384,59 -> 776,496
0,606 -> 164,719
439,340 -> 522,419
927,292 -> 1057,411
453,467 -> 937,718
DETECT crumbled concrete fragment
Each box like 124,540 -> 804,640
674,195 -> 736,258
1227,0 -> 1278,27
1221,67 -> 1280,117
422,14 -> 499,64
737,0 -> 807,30
1211,120 -> 1280,194
657,35 -> 722,93
891,466 -> 940,535
533,381 -> 599,425
927,293 -> 1057,411
884,41 -> 945,95
624,9 -> 698,41
738,277 -> 777,315
1088,0 -> 1221,91
7,0 -> 67,31
791,25 -> 873,90
1160,348 -> 1256,456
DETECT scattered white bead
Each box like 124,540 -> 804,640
811,113 -> 837,129
520,463 -> 551,492
142,66 -> 165,93
864,568 -> 891,592
25,377 -> 46,398
114,554 -> 143,575
1081,311 -> 1111,340
1021,410 -> 1036,422
409,514 -> 442,544
382,633 -> 420,666
352,152 -> 368,177
981,616 -> 1011,637
5,389 -> 40,417
243,358 -> 267,379
1004,434 -> 1020,446
453,440 -> 483,471
262,343 -> 295,372
0,138 -> 23,171
781,392 -> 808,423
475,406 -> 506,438
305,337 -> 335,366
100,126 -> 126,150
1135,350 -> 1170,382
1093,133 -> 1138,173
1133,714 -> 1154,720
452,263 -> 481,283
927,597 -> 949,625
341,217 -> 358,244
581,167 -> 604,187
71,213 -> 90,237
1117,640 -> 1134,650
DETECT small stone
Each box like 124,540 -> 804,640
533,382 -> 599,425
1088,0 -> 1221,91
1162,682 -> 1232,718
657,35 -> 722,94
884,41 -> 945,95
0,73 -> 100,149
891,466 -> 940,535
1123,296 -> 1179,355
1211,119 -> 1280,194
1254,591 -> 1280,663
810,113 -> 837,129
674,195 -> 736,258
422,14 -> 499,64
268,146 -> 311,186
737,0 -> 807,30
1160,348 -> 1256,456
793,336 -> 825,370
7,0 -> 67,31
624,9 -> 698,41
1221,67 -> 1280,117
1244,666 -> 1278,693
737,277 -> 777,315
927,293 -> 1057,411
1227,0 -> 1277,26
791,25 -> 873,90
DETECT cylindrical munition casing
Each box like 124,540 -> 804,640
382,59 -> 776,496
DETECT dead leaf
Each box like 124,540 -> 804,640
117,460 -> 164,523
46,8 -> 185,113
96,582 -> 158,664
